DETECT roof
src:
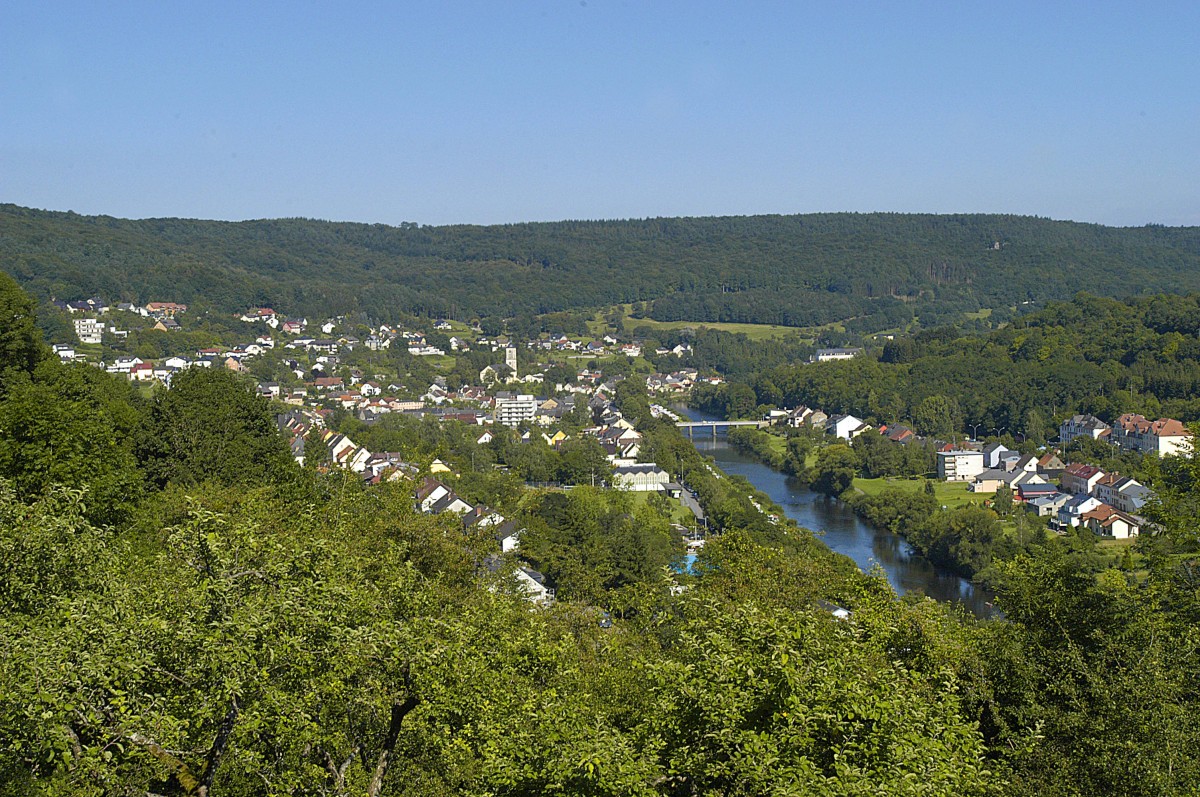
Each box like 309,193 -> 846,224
1064,463 -> 1104,479
613,463 -> 667,475
494,518 -> 522,541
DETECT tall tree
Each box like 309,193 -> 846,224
0,272 -> 45,392
138,368 -> 294,488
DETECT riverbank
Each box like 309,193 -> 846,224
721,424 -> 1013,580
674,407 -> 994,616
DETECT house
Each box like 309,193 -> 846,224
1081,503 -> 1140,539
1057,495 -> 1103,528
313,376 -> 345,392
415,477 -> 457,512
240,308 -> 277,323
494,518 -> 523,553
428,491 -> 474,515
319,430 -> 373,473
1025,491 -> 1072,518
612,463 -> 670,492
108,356 -> 143,374
363,453 -> 417,482
461,505 -> 505,529
882,424 -> 916,444
1061,463 -> 1106,496
1016,482 -> 1060,502
130,362 -> 157,382
810,348 -> 863,363
1094,474 -> 1153,514
982,442 -> 1014,469
937,450 -> 985,482
143,301 -> 187,318
1037,452 -> 1066,475
479,363 -> 514,386
970,468 -> 1045,493
541,430 -> 568,448
827,414 -> 869,440
514,566 -> 555,606
1059,414 -> 1111,446
1009,454 -> 1040,474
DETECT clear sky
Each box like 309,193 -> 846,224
3,1 -> 1198,227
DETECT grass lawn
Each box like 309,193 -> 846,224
628,490 -> 695,525
852,476 -> 992,509
756,431 -> 789,457
586,304 -> 821,343
1096,537 -> 1137,551
626,316 -> 810,342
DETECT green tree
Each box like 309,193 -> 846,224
913,394 -> 962,439
0,361 -> 143,524
809,444 -> 857,496
557,437 -> 611,486
643,597 -> 997,796
0,272 -> 45,392
137,367 -> 294,488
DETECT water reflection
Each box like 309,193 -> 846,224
682,418 -> 995,618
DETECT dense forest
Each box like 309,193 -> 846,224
4,204 -> 1200,330
693,292 -> 1200,436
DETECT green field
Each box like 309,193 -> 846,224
588,304 -> 822,342
852,476 -> 992,509
628,490 -> 696,525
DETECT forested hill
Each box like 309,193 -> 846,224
4,203 -> 1200,327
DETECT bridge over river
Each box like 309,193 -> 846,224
676,419 -> 769,438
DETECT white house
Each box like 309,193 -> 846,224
1057,495 -> 1103,528
514,567 -> 555,606
827,414 -> 868,440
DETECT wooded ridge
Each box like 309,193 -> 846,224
4,204 -> 1200,328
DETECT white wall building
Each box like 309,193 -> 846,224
612,463 -> 670,492
73,317 -> 104,345
937,450 -> 985,482
495,394 -> 538,427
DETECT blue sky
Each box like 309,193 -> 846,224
3,1 -> 1198,226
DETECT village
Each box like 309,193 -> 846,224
50,297 -> 727,604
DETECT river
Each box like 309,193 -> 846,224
675,407 -> 994,617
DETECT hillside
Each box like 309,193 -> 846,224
4,204 -> 1200,328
